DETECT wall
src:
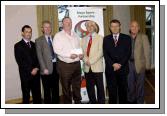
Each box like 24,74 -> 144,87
5,5 -> 38,100
112,5 -> 131,34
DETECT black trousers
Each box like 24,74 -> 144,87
57,60 -> 81,104
41,62 -> 59,104
106,71 -> 128,104
85,69 -> 105,104
20,73 -> 41,104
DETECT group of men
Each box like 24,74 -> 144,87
14,17 -> 150,104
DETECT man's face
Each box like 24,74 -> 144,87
110,23 -> 120,34
130,22 -> 139,34
22,28 -> 32,40
86,23 -> 95,33
62,18 -> 72,31
42,23 -> 52,35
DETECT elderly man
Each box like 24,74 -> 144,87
81,20 -> 105,104
53,17 -> 83,104
127,21 -> 151,104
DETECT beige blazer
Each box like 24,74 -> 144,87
134,33 -> 151,73
81,33 -> 103,73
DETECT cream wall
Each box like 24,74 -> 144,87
5,5 -> 38,100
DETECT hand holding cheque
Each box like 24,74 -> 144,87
70,48 -> 83,60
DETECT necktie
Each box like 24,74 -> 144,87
27,42 -> 31,48
114,35 -> 118,47
87,35 -> 92,57
48,37 -> 55,60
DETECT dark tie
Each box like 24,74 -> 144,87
48,37 -> 55,60
114,35 -> 118,47
27,42 -> 31,48
87,35 -> 92,57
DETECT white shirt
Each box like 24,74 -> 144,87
23,38 -> 31,47
113,33 -> 120,41
45,35 -> 53,43
53,30 -> 81,63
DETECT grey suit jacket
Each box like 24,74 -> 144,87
35,35 -> 55,75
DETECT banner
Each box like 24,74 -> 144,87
68,7 -> 106,103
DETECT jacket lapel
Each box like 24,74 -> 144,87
43,36 -> 51,52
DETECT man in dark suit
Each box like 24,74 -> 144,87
14,25 -> 41,104
103,19 -> 131,104
35,21 -> 59,104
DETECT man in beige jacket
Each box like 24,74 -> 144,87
81,20 -> 105,104
128,21 -> 151,104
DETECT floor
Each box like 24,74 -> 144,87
5,69 -> 155,104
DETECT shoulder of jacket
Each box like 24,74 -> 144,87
138,33 -> 148,40
14,41 -> 22,47
36,36 -> 45,42
104,34 -> 112,40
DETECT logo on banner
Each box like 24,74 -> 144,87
74,20 -> 99,38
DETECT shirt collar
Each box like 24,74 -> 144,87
45,35 -> 52,39
45,35 -> 52,42
88,32 -> 96,38
62,30 -> 74,36
113,33 -> 120,38
23,38 -> 30,43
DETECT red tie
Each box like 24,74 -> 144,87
87,35 -> 92,57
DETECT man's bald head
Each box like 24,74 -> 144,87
129,20 -> 140,34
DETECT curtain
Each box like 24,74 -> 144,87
103,6 -> 113,36
130,5 -> 146,33
36,5 -> 59,36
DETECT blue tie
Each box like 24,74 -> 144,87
48,37 -> 55,60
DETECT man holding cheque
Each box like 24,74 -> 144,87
53,17 -> 83,104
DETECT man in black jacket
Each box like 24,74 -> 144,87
103,19 -> 131,104
14,25 -> 41,104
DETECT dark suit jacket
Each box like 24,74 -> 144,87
103,33 -> 131,75
14,39 -> 39,80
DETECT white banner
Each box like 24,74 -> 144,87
68,7 -> 106,103
68,7 -> 104,38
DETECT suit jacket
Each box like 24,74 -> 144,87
133,33 -> 151,73
81,33 -> 103,73
35,35 -> 56,75
14,39 -> 39,80
103,33 -> 131,75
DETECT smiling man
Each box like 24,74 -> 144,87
14,25 -> 41,104
103,19 -> 131,104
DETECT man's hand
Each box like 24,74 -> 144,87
79,54 -> 84,60
31,68 -> 39,76
43,69 -> 49,75
112,63 -> 122,71
70,54 -> 78,59
85,60 -> 91,67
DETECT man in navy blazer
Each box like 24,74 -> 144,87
103,19 -> 131,104
14,25 -> 41,104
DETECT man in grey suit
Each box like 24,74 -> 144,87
35,21 -> 59,104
